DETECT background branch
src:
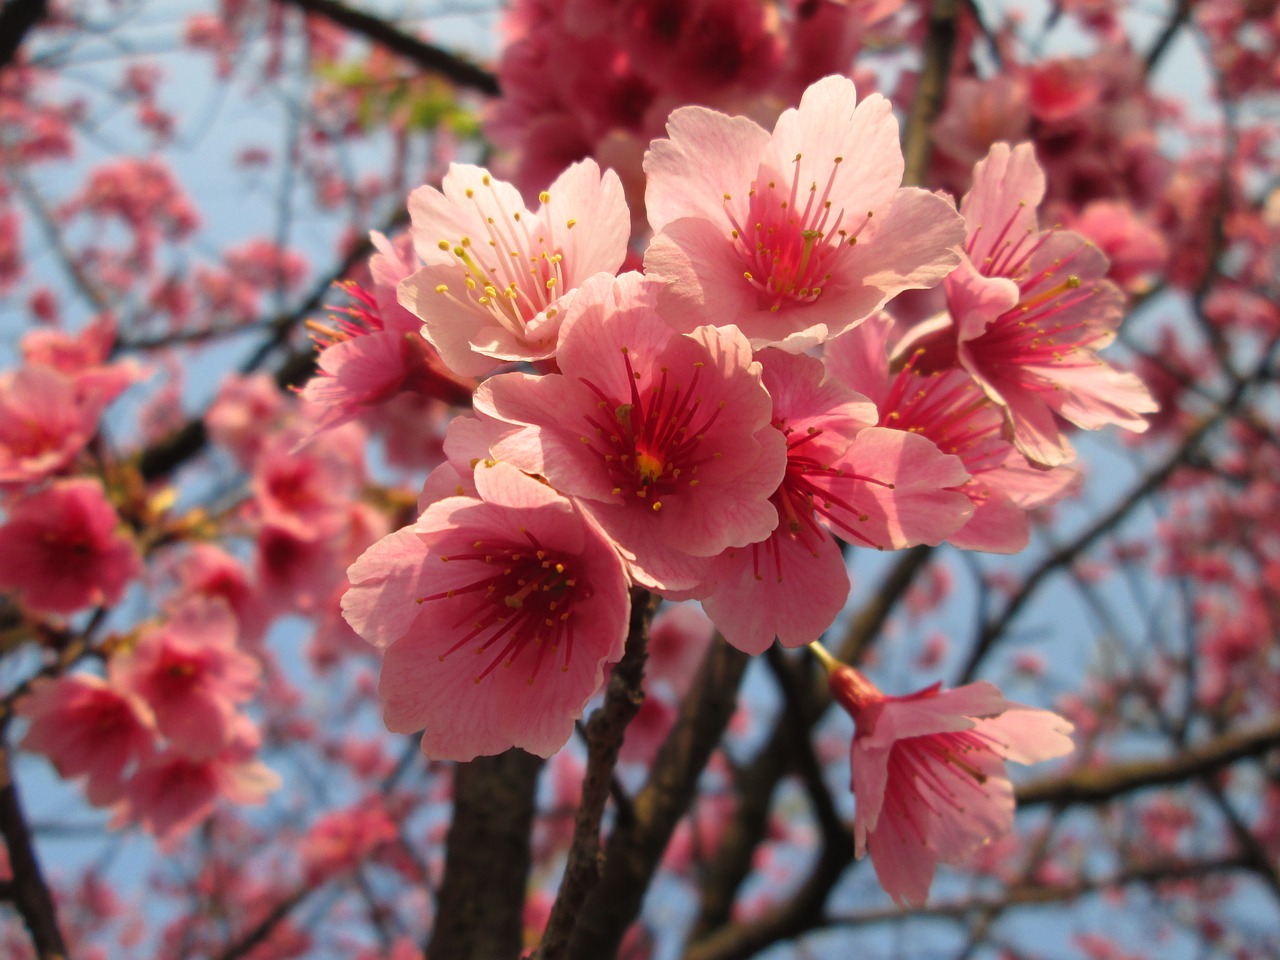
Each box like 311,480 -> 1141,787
277,0 -> 499,95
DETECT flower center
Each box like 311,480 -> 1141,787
577,346 -> 723,513
722,153 -> 871,312
430,175 -> 572,341
425,529 -> 588,685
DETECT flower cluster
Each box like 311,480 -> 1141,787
332,74 -> 1140,901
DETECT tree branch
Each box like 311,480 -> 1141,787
213,889 -> 311,960
1017,713 -> 1280,808
534,589 -> 656,960
564,637 -> 751,960
1144,0 -> 1195,76
427,750 -> 544,960
902,0 -> 960,187
824,854 -> 1255,926
0,743 -> 67,960
0,0 -> 48,70
277,0 -> 499,96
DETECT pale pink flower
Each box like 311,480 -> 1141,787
826,662 -> 1074,906
206,373 -> 288,468
1062,199 -> 1168,294
17,674 -> 156,806
0,478 -> 141,615
929,76 -> 1031,195
111,598 -> 260,760
477,271 -> 786,593
342,461 -> 631,761
643,74 -> 965,352
398,159 -> 630,375
906,142 -> 1157,467
701,349 -> 971,652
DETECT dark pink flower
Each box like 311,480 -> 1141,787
115,716 -> 279,842
0,478 -> 141,615
251,426 -> 366,541
701,349 -> 971,651
825,659 -> 1074,906
301,799 -> 399,883
300,232 -> 474,438
111,598 -> 260,759
17,674 -> 156,805
342,461 -> 631,761
908,142 -> 1157,467
0,365 -> 103,486
826,315 -> 1079,554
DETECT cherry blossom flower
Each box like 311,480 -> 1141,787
826,315 -> 1079,554
702,349 -> 971,653
0,364 -> 103,486
111,598 -> 260,760
170,543 -> 256,633
21,314 -> 146,407
929,75 -> 1031,196
0,478 -> 141,616
16,674 -> 156,806
477,271 -> 786,593
300,232 -> 474,438
904,142 -> 1157,467
251,424 -> 367,541
115,716 -> 279,842
398,158 -> 629,375
643,74 -> 965,352
206,373 -> 288,468
817,650 -> 1075,906
1062,199 -> 1168,294
301,799 -> 399,883
342,460 -> 631,761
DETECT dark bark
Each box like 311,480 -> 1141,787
564,638 -> 750,960
0,0 -> 49,70
427,750 -> 544,960
0,744 -> 68,960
